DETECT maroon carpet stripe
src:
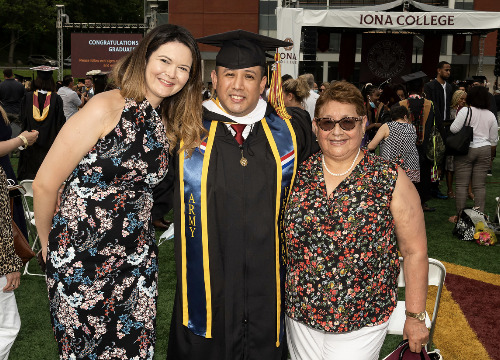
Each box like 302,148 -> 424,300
445,273 -> 500,360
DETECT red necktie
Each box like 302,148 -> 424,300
231,124 -> 246,145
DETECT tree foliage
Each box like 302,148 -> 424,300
0,0 -> 143,64
62,0 -> 143,24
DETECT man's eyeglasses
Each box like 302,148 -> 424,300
315,116 -> 363,131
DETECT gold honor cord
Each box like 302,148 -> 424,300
179,140 -> 189,327
261,118 -> 283,347
200,122 -> 218,338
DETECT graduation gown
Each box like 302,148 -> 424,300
17,91 -> 65,180
166,104 -> 318,360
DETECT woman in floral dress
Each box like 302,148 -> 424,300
284,81 -> 429,359
33,24 -> 204,359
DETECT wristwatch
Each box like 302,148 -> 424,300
405,310 -> 426,321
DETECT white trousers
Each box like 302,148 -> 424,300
286,316 -> 389,360
0,276 -> 20,360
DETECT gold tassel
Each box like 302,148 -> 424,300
268,52 -> 291,121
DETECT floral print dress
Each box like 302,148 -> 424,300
46,98 -> 169,359
284,150 -> 400,333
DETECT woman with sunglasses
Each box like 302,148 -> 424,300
284,81 -> 429,359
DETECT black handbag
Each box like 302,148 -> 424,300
382,340 -> 431,360
446,107 -> 472,156
453,207 -> 488,241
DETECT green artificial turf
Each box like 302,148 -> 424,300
8,148 -> 500,359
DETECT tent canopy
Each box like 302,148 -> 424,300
279,0 -> 500,34
276,0 -> 500,78
339,0 -> 466,13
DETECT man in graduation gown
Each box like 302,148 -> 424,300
163,30 -> 318,360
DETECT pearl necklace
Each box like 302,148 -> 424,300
322,147 -> 361,177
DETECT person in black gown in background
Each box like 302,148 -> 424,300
17,66 -> 65,181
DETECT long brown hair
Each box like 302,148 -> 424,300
0,105 -> 8,125
112,24 -> 205,155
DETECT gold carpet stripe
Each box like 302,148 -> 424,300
441,261 -> 500,286
428,285 -> 492,360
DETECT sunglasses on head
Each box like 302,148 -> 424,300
315,116 -> 363,131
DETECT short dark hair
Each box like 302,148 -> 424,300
437,61 -> 450,70
215,65 -> 266,79
390,105 -> 409,121
281,74 -> 293,83
466,85 -> 490,110
3,69 -> 13,78
62,75 -> 73,87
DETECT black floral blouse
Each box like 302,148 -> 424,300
284,150 -> 400,333
0,167 -> 23,276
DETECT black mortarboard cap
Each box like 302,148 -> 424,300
401,71 -> 427,83
197,30 -> 290,69
14,74 -> 28,82
472,75 -> 487,83
31,65 -> 58,80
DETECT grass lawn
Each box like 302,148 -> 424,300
8,148 -> 500,359
0,67 -> 73,83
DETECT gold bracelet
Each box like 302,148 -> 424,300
17,134 -> 28,149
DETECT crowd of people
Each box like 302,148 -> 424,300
0,23 -> 498,360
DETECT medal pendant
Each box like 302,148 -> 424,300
240,156 -> 248,167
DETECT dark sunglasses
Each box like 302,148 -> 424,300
315,116 -> 363,131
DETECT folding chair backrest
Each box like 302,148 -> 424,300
19,180 -> 34,199
388,257 -> 446,351
18,179 -> 43,276
428,258 -> 446,287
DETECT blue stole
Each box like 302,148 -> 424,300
179,114 -> 297,346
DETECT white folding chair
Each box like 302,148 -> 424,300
387,257 -> 446,351
19,179 -> 43,276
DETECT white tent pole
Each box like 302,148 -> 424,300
446,0 -> 456,63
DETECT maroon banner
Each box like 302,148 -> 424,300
317,30 -> 330,53
338,32 -> 356,81
360,34 -> 413,84
452,34 -> 466,55
422,35 -> 442,80
71,33 -> 143,77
